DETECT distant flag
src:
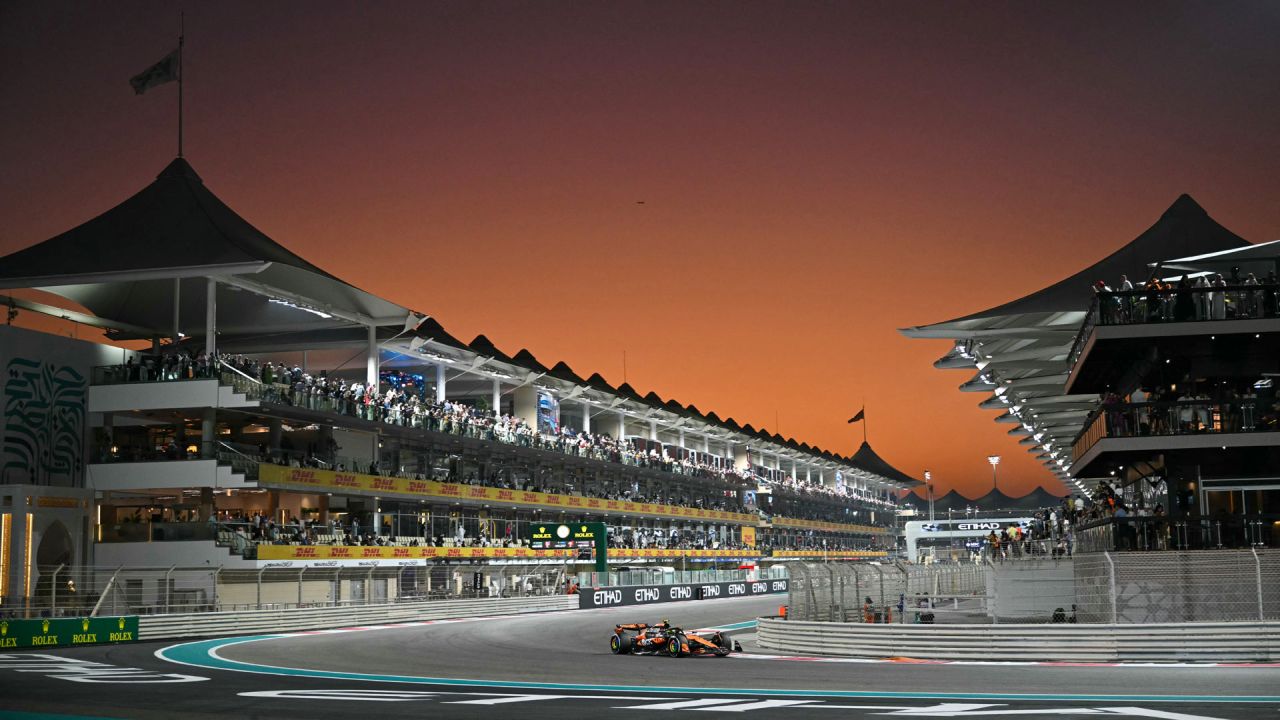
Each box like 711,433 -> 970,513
130,48 -> 180,95
847,408 -> 865,424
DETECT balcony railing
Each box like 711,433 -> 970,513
1074,514 -> 1280,552
1072,399 -> 1280,461
1068,284 -> 1280,371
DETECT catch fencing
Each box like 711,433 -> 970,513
1075,549 -> 1280,623
4,563 -> 572,619
786,562 -> 986,622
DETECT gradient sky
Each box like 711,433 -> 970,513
3,1 -> 1279,498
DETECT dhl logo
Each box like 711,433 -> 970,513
392,548 -> 411,557
545,495 -> 561,504
407,481 -> 428,493
362,548 -> 383,557
330,547 -> 351,557
446,548 -> 462,557
467,487 -> 488,498
333,474 -> 359,487
440,485 -> 460,495
497,490 -> 514,501
290,470 -> 319,483
606,501 -> 620,509
371,478 -> 395,491
567,497 -> 581,506
294,547 -> 318,557
521,492 -> 538,502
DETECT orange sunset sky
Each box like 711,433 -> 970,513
2,2 -> 1278,498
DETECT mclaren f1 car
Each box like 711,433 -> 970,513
610,620 -> 742,657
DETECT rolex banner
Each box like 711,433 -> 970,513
0,616 -> 138,649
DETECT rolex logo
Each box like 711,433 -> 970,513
41,619 -> 50,633
82,618 -> 91,632
0,621 -> 7,636
118,617 -> 126,630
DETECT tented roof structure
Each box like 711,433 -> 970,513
0,158 -> 410,338
908,486 -> 1067,514
0,157 -> 920,492
850,441 -> 921,486
900,195 -> 1252,492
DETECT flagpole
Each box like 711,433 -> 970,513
178,12 -> 185,158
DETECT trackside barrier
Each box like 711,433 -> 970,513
139,595 -> 577,640
756,617 -> 1280,663
579,579 -> 789,609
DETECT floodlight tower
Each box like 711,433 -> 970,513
987,455 -> 1001,492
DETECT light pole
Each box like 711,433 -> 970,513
925,471 -> 934,522
987,455 -> 1001,492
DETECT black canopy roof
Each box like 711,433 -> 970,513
850,441 -> 923,486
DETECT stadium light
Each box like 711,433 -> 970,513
987,455 -> 1001,491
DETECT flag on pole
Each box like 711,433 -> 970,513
847,408 -> 865,424
130,49 -> 180,95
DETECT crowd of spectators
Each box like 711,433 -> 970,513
1093,269 -> 1280,325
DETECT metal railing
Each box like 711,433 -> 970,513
1072,399 -> 1280,460
1075,514 -> 1280,552
1068,284 -> 1280,372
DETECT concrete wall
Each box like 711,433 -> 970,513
218,579 -> 335,608
986,558 -> 1075,622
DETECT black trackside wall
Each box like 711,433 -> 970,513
578,579 -> 789,609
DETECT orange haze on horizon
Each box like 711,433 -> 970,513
2,2 -> 1278,498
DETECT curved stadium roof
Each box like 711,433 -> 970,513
0,157 -> 921,490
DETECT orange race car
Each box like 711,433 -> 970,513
610,620 -> 741,657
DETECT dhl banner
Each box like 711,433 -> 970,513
740,526 -> 756,548
258,464 -> 757,524
771,516 -> 886,535
769,550 -> 888,558
257,545 -> 578,561
609,548 -> 761,559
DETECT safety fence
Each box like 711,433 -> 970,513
3,563 -> 572,619
785,562 -> 986,623
756,617 -> 1280,663
1074,549 -> 1280,623
139,594 -> 578,640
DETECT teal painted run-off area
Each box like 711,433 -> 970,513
157,632 -> 1280,704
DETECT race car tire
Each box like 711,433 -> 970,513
610,634 -> 631,654
667,633 -> 686,658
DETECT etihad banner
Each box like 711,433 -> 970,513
771,516 -> 886,535
0,616 -> 138,649
257,545 -> 578,561
258,464 -> 756,524
579,578 -> 789,609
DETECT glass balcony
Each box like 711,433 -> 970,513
1073,399 -> 1280,461
1069,284 -> 1280,370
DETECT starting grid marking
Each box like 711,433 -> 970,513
234,689 -> 1258,718
0,654 -> 208,683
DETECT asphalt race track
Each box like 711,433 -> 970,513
2,594 -> 1278,719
